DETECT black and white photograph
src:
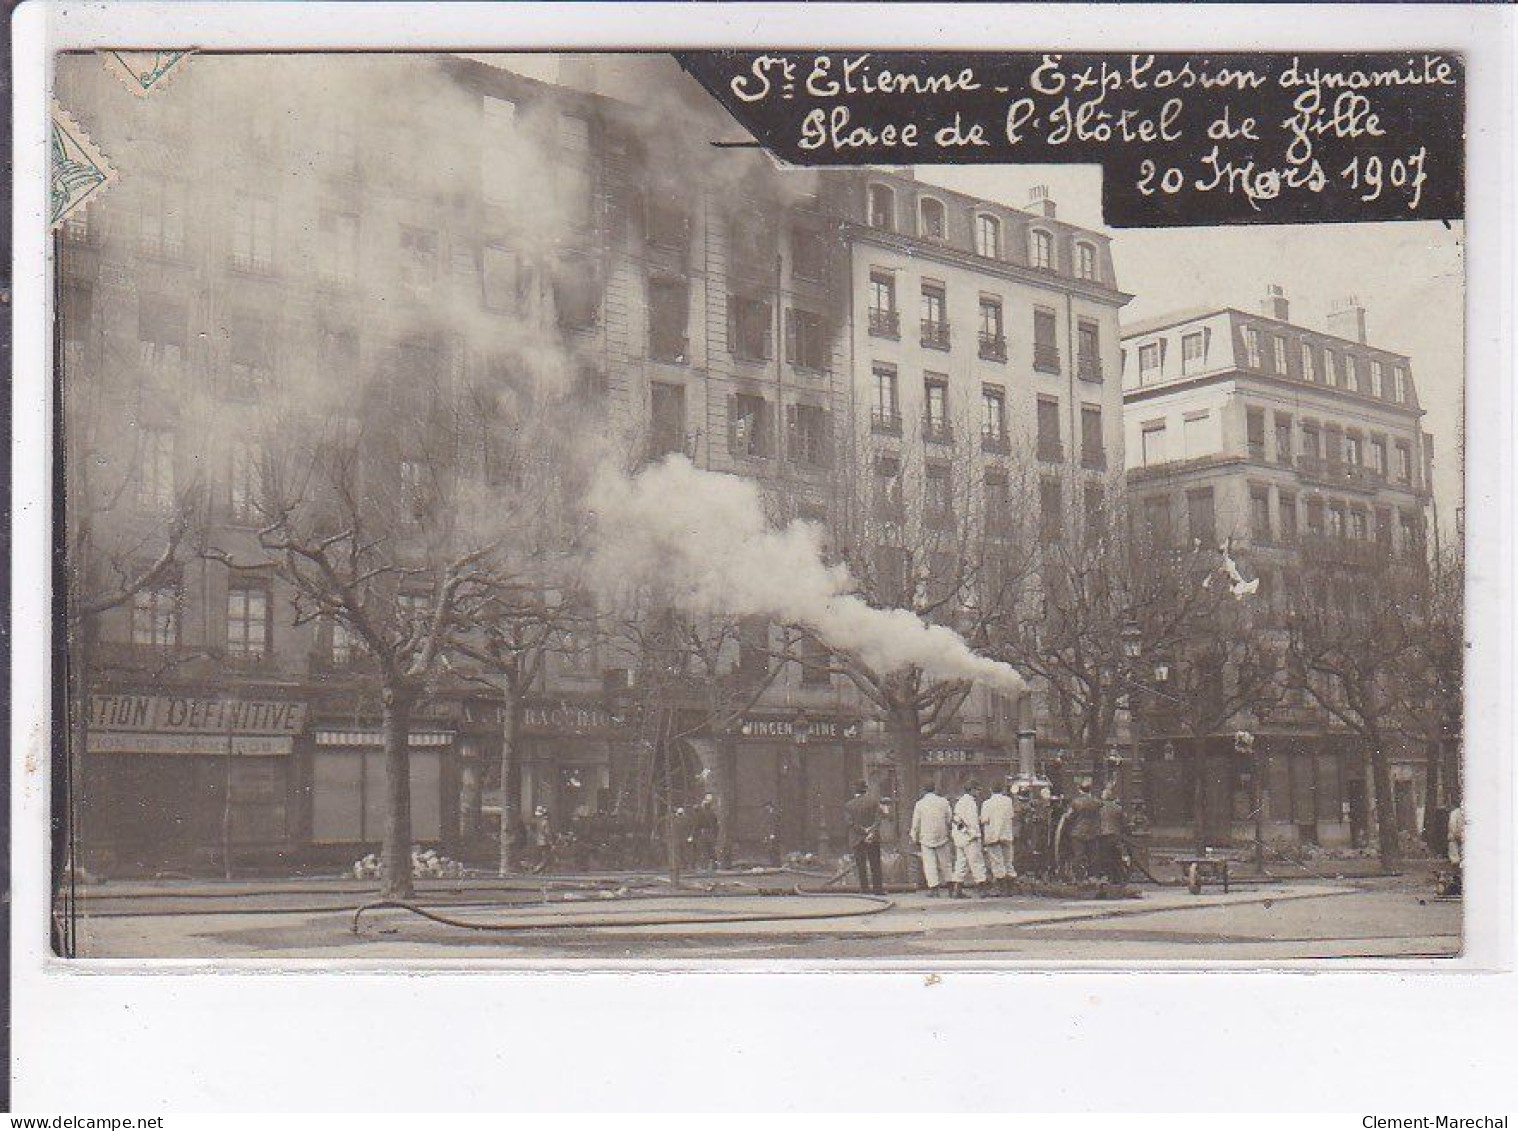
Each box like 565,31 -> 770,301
46,47 -> 1469,963
14,3 -> 1518,1115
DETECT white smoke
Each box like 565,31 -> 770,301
587,456 -> 1029,695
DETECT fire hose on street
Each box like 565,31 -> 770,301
350,885 -> 893,934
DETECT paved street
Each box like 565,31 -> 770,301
68,873 -> 1460,961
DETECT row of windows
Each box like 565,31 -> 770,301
1134,331 -> 1208,379
645,278 -> 832,370
129,581 -> 600,674
651,381 -> 832,468
1246,483 -> 1424,553
864,183 -> 1103,282
1132,325 -> 1415,407
1241,324 -> 1412,404
868,366 -> 1105,469
868,462 -> 1104,550
1137,412 -> 1220,468
866,270 -> 1103,378
130,581 -> 273,655
1137,404 -> 1419,488
75,265 -> 811,395
1244,406 -> 1417,486
1138,484 -> 1424,563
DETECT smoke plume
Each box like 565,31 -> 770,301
588,457 -> 1029,695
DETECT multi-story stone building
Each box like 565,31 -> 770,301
1121,286 -> 1435,846
57,52 -> 1131,873
837,172 -> 1132,793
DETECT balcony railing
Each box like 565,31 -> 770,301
978,332 -> 1007,362
868,308 -> 900,338
923,418 -> 954,445
1037,442 -> 1064,464
981,427 -> 1010,455
1299,532 -> 1383,568
1297,453 -> 1376,491
1081,449 -> 1107,471
920,319 -> 951,351
1077,353 -> 1103,381
1247,441 -> 1266,462
871,408 -> 903,437
1033,343 -> 1061,374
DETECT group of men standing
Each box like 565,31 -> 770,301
846,776 -> 1131,897
908,780 -> 1024,897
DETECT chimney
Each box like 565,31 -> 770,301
1028,184 -> 1057,219
1260,284 -> 1290,322
1327,296 -> 1368,344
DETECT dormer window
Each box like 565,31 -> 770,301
1076,242 -> 1098,281
1031,229 -> 1054,270
919,196 -> 946,240
975,213 -> 1001,259
868,184 -> 895,231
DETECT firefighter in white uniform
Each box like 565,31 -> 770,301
979,780 -> 1018,895
951,780 -> 989,898
909,782 -> 954,895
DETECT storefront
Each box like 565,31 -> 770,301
1139,732 -> 1366,847
515,698 -> 630,826
919,742 -> 1019,792
729,713 -> 862,856
307,727 -> 454,847
82,692 -> 307,874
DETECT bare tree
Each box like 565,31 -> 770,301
994,483 -> 1282,853
811,411 -> 1038,815
605,597 -> 795,876
1140,548 -> 1285,855
1405,541 -> 1463,817
1285,544 -> 1428,871
208,345 -> 503,899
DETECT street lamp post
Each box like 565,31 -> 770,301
1121,622 -> 1144,801
791,707 -> 816,854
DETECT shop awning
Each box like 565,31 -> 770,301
313,729 -> 455,748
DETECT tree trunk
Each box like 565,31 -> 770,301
498,685 -> 522,877
1192,737 -> 1208,854
1088,708 -> 1109,792
1252,739 -> 1267,872
1367,734 -> 1400,872
716,731 -> 737,868
380,685 -> 416,900
888,705 -> 922,837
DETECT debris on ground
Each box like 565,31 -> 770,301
350,848 -> 470,880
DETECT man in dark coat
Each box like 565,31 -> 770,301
1067,782 -> 1102,879
844,781 -> 886,895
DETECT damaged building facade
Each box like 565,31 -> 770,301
58,52 -> 1128,874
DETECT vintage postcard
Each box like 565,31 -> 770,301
47,46 -> 1467,968
15,0 -> 1518,1116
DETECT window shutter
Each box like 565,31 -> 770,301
785,404 -> 798,463
762,302 -> 774,360
726,297 -> 738,356
784,308 -> 797,364
821,410 -> 835,468
727,394 -> 739,457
